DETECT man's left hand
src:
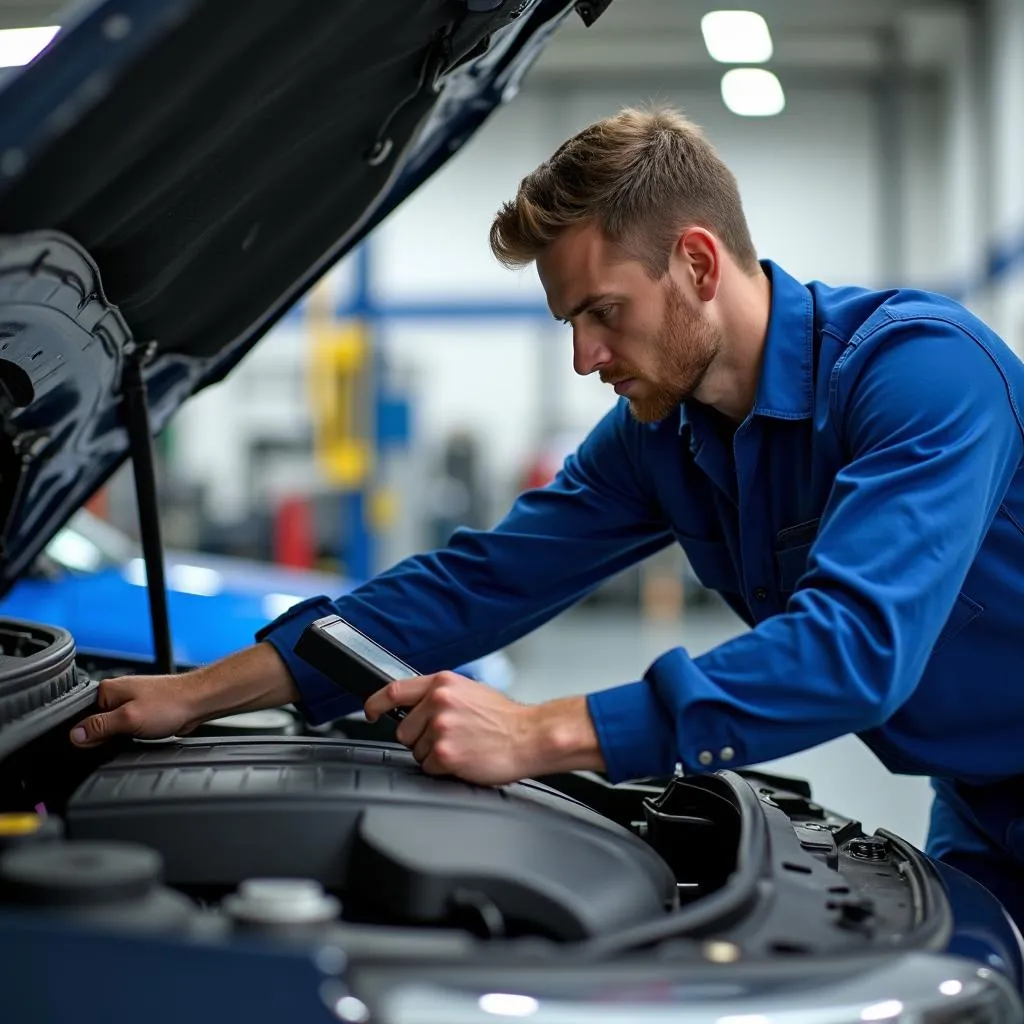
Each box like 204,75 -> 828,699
364,672 -> 605,785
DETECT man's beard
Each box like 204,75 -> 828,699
603,281 -> 720,424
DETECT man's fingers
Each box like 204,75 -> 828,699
69,705 -> 139,748
411,729 -> 435,765
420,744 -> 454,776
364,675 -> 435,722
96,677 -> 136,711
395,700 -> 431,750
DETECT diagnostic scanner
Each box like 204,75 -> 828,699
295,614 -> 416,722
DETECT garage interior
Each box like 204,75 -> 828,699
1,0 -> 1022,857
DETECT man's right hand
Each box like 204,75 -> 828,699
68,641 -> 301,749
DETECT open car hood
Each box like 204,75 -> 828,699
0,0 -> 608,595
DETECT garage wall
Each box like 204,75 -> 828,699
903,85 -> 950,288
985,0 -> 1024,352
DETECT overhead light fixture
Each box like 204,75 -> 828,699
720,68 -> 785,117
0,25 -> 60,68
701,10 -> 773,64
478,993 -> 540,1017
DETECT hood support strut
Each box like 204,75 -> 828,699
122,344 -> 174,677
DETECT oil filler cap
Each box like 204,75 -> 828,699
848,837 -> 889,861
0,841 -> 161,905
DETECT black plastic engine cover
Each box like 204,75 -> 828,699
66,737 -> 676,940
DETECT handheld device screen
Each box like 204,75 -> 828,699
318,618 -> 417,682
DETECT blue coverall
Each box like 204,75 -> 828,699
259,260 -> 1024,929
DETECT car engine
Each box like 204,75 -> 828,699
0,620 -> 686,952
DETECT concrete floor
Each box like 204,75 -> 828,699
505,599 -> 935,850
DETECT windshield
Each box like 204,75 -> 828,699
43,510 -> 138,573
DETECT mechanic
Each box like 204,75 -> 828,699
71,107 -> 1024,929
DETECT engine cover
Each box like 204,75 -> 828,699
66,737 -> 677,941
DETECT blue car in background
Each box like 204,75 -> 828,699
0,509 -> 513,690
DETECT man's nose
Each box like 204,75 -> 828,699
572,328 -> 612,377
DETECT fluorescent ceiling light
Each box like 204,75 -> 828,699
0,26 -> 60,68
701,10 -> 773,64
478,993 -> 540,1017
860,1001 -> 904,1022
720,68 -> 786,117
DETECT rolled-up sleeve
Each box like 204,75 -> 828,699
258,401 -> 674,725
589,317 -> 1024,782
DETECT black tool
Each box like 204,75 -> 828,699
295,615 -> 419,721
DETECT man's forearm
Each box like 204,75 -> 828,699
189,642 -> 300,722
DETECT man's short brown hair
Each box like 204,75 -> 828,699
489,106 -> 758,277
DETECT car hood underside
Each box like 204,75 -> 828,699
0,0 -> 580,592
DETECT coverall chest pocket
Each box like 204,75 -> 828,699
932,591 -> 985,653
775,519 -> 820,594
678,536 -> 738,594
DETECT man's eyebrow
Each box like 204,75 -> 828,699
551,293 -> 618,323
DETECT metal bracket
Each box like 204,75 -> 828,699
574,0 -> 615,28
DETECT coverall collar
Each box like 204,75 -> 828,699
678,258 -> 815,433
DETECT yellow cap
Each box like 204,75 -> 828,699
0,813 -> 42,836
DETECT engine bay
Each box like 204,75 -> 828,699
0,618 -> 947,967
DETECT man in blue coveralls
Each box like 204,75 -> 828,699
72,108 -> 1024,928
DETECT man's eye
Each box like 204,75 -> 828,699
591,306 -> 613,322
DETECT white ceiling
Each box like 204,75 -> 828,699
0,0 -> 979,78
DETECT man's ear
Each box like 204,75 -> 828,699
672,228 -> 722,302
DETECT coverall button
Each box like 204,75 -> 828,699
697,750 -> 714,766
719,746 -> 735,762
753,587 -> 768,601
